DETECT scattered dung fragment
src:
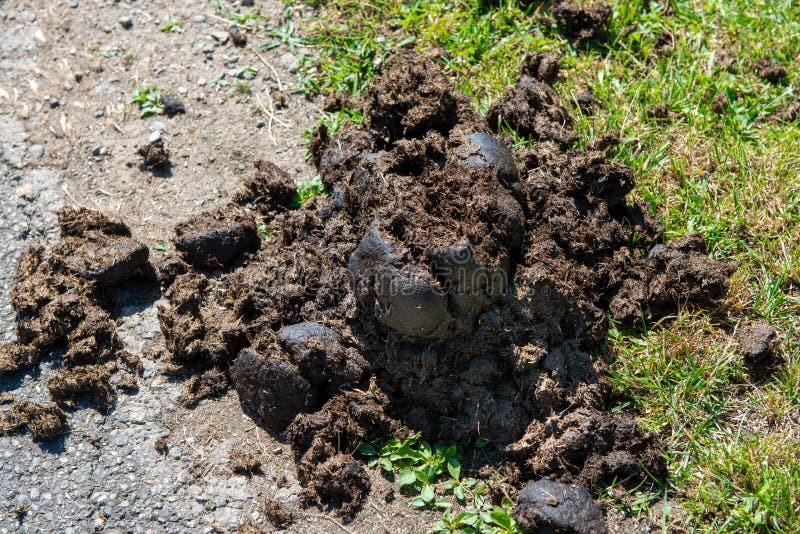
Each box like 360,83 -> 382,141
514,479 -> 607,534
0,401 -> 66,441
362,52 -> 464,142
229,26 -> 247,47
519,53 -> 560,84
137,138 -> 170,169
174,210 -> 258,269
323,93 -> 352,113
754,59 -> 787,84
160,96 -> 186,116
1,208 -> 153,425
653,29 -> 674,54
773,90 -> 800,123
264,499 -> 294,528
230,448 -> 262,475
234,159 -> 297,212
487,75 -> 577,145
646,103 -> 677,121
712,91 -> 729,114
48,364 -> 115,410
277,322 -> 367,394
715,48 -> 737,71
609,233 -> 735,325
551,0 -> 612,46
178,367 -> 229,407
736,321 -> 783,380
57,208 -> 131,237
0,342 -> 38,375
154,436 -> 168,454
573,89 -> 598,114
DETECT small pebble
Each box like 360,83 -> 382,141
118,16 -> 132,30
28,144 -> 44,159
210,31 -> 229,44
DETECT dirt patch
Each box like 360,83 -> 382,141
754,59 -> 787,84
143,52 -> 734,519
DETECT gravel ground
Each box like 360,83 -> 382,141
0,2 -> 432,532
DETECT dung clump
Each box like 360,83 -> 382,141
173,209 -> 258,269
754,59 -> 787,84
487,75 -> 577,145
0,208 -> 151,437
137,138 -> 170,169
234,159 -> 298,213
551,0 -> 612,46
736,321 -> 783,380
230,448 -> 263,475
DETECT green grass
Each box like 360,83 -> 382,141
282,0 -> 800,531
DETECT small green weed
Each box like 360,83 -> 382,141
256,223 -> 271,240
152,242 -> 166,252
159,18 -> 183,33
233,66 -> 258,79
130,86 -> 164,118
228,10 -> 261,26
289,175 -> 326,208
261,18 -> 311,53
235,81 -> 253,95
358,434 -> 520,533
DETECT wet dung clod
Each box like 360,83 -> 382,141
173,210 -> 258,269
514,479 -> 607,534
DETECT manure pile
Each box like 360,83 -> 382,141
1,53 -> 734,523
